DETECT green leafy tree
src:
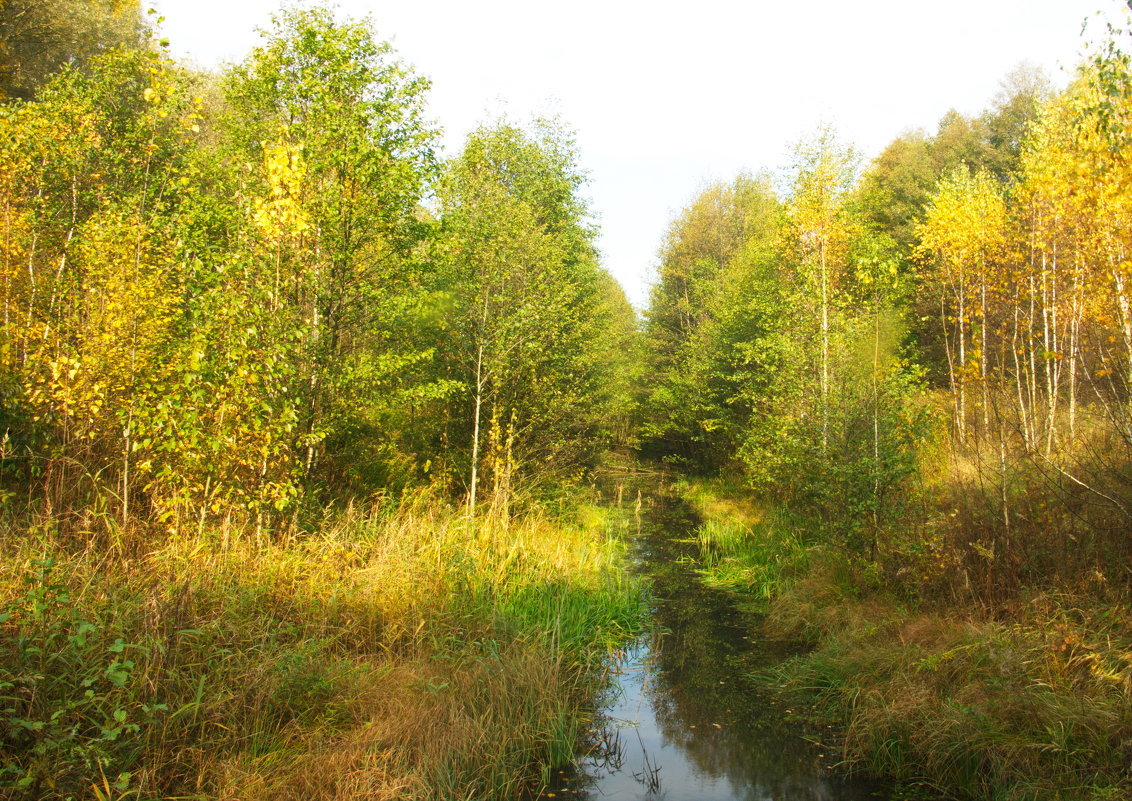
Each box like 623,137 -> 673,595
436,120 -> 627,508
222,5 -> 439,493
641,174 -> 780,470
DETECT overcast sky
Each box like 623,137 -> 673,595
154,0 -> 1117,307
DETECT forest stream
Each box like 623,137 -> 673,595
542,477 -> 893,801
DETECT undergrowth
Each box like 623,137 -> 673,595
769,586 -> 1132,801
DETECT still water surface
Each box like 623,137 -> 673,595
545,481 -> 890,801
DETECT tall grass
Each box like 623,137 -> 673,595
0,499 -> 644,799
679,477 -> 812,603
695,512 -> 811,602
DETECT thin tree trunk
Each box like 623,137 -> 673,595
468,342 -> 484,517
45,180 -> 78,334
23,231 -> 36,365
980,255 -> 989,436
820,236 -> 829,453
871,290 -> 881,561
1069,254 -> 1082,439
1028,270 -> 1039,448
941,293 -> 961,444
1042,247 -> 1062,454
999,415 -> 1010,576
1111,252 -> 1132,394
1012,299 -> 1032,450
958,279 -> 968,443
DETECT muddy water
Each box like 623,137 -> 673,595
545,481 -> 889,801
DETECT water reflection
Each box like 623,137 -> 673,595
545,485 -> 887,801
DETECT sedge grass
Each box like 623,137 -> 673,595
677,477 -> 811,603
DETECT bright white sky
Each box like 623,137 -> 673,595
154,0 -> 1117,307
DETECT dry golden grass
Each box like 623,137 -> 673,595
680,470 -> 1132,800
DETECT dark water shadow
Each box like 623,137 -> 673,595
541,477 -> 892,801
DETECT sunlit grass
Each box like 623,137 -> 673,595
676,477 -> 811,602
0,499 -> 645,800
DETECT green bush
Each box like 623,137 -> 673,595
0,558 -> 165,798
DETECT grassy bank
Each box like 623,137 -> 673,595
680,478 -> 1132,801
680,477 -> 808,606
0,499 -> 644,800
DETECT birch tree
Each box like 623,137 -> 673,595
784,127 -> 858,453
223,6 -> 437,486
438,121 -> 626,508
916,167 -> 1007,444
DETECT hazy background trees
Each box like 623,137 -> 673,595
0,0 -> 143,99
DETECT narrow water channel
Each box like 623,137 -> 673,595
545,478 -> 890,801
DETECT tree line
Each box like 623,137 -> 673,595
0,2 -> 636,535
6,0 -> 1131,602
641,44 -> 1132,598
